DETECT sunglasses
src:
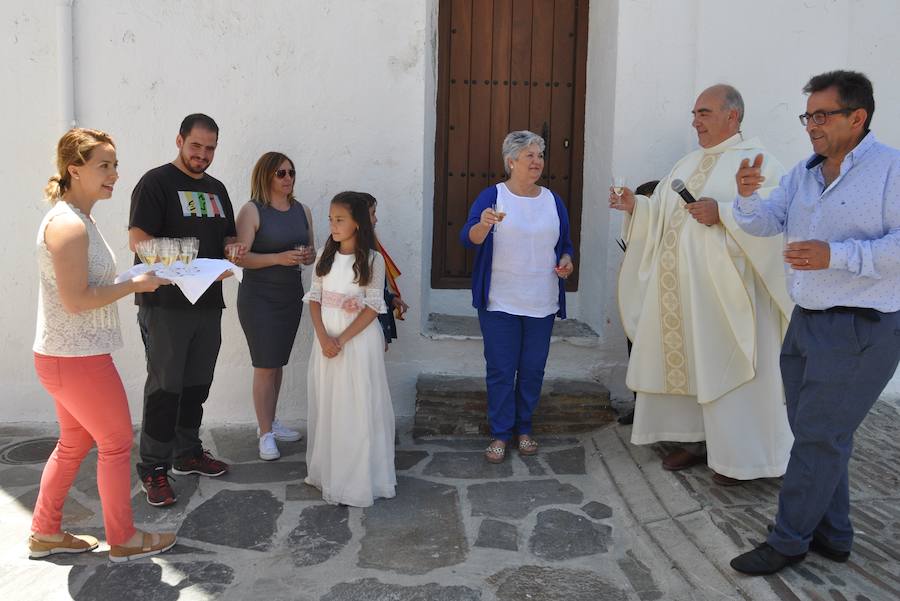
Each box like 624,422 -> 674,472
275,169 -> 296,179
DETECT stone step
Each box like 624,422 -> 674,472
423,313 -> 600,347
414,373 -> 614,438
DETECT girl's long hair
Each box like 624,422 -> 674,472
315,191 -> 376,285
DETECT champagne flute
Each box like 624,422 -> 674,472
612,176 -> 626,200
138,239 -> 159,269
159,238 -> 179,277
180,237 -> 199,273
492,198 -> 507,233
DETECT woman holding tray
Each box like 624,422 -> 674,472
235,152 -> 316,461
30,128 -> 176,562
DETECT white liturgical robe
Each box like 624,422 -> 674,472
620,134 -> 794,479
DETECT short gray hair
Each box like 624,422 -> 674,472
502,130 -> 545,175
720,84 -> 745,124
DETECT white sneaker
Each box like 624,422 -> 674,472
258,432 -> 280,461
270,419 -> 302,442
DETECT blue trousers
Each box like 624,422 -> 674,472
478,309 -> 555,442
768,307 -> 900,556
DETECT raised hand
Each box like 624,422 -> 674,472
479,207 -> 500,228
736,153 -> 766,197
608,186 -> 635,214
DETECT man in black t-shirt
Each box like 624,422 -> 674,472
129,114 -> 241,507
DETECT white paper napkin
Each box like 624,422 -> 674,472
115,258 -> 242,304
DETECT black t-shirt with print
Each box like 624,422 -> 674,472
129,163 -> 236,309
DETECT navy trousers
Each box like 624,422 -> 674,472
768,307 -> 900,556
478,309 -> 556,441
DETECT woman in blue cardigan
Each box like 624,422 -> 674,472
460,130 -> 575,463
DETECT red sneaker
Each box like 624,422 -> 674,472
172,449 -> 228,477
141,468 -> 176,507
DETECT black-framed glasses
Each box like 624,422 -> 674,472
798,108 -> 857,126
275,169 -> 296,179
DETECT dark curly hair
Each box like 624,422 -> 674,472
315,191 -> 376,286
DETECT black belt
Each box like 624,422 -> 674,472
798,306 -> 882,323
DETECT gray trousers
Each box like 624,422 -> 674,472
768,306 -> 900,556
136,305 -> 222,476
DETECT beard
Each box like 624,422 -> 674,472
179,148 -> 209,175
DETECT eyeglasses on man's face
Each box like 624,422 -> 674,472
798,108 -> 857,126
275,169 -> 296,179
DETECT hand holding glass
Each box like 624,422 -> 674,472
492,199 -> 507,233
612,176 -> 626,199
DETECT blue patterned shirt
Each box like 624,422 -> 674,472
733,132 -> 900,312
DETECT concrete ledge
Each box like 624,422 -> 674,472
414,374 -> 614,437
422,313 -> 600,347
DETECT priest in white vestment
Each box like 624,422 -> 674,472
611,85 -> 794,483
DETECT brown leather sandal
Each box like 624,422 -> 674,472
518,436 -> 539,456
109,531 -> 176,563
484,440 -> 507,464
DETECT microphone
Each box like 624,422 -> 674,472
671,179 -> 697,204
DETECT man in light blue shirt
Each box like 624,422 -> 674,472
730,70 -> 900,575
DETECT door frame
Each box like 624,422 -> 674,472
430,0 -> 590,290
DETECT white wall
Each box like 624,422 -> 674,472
2,0 -> 898,424
593,0 -> 900,394
1,0 -> 433,422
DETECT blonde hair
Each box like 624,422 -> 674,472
44,128 -> 115,202
250,152 -> 296,206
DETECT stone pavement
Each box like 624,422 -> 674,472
0,396 -> 897,601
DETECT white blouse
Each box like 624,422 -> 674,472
33,202 -> 123,356
487,183 -> 560,318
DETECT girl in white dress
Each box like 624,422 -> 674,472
302,191 -> 396,507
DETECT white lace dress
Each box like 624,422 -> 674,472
301,250 -> 396,507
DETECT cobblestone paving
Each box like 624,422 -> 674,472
656,398 -> 900,601
0,398 -> 896,600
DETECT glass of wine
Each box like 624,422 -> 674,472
225,243 -> 241,264
136,239 -> 159,269
157,238 -> 178,276
492,198 -> 507,233
180,237 -> 199,273
612,176 -> 626,200
295,244 -> 312,272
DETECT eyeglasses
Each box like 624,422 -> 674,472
798,108 -> 857,126
275,169 -> 296,179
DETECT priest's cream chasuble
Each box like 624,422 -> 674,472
620,134 -> 794,479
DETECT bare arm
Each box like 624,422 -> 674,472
128,226 -> 154,252
337,307 -> 379,346
302,203 -> 316,265
309,301 -> 341,357
48,214 -> 167,313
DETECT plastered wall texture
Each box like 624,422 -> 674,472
1,0 -> 898,423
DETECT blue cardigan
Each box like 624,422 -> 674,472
459,184 -> 575,319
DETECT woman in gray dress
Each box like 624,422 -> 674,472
235,152 -> 315,461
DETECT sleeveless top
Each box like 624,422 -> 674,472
33,201 -> 123,356
242,200 -> 311,286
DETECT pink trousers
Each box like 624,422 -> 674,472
32,353 -> 136,545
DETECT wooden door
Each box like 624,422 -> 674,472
431,0 -> 589,289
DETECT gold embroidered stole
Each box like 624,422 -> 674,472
657,152 -> 722,394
